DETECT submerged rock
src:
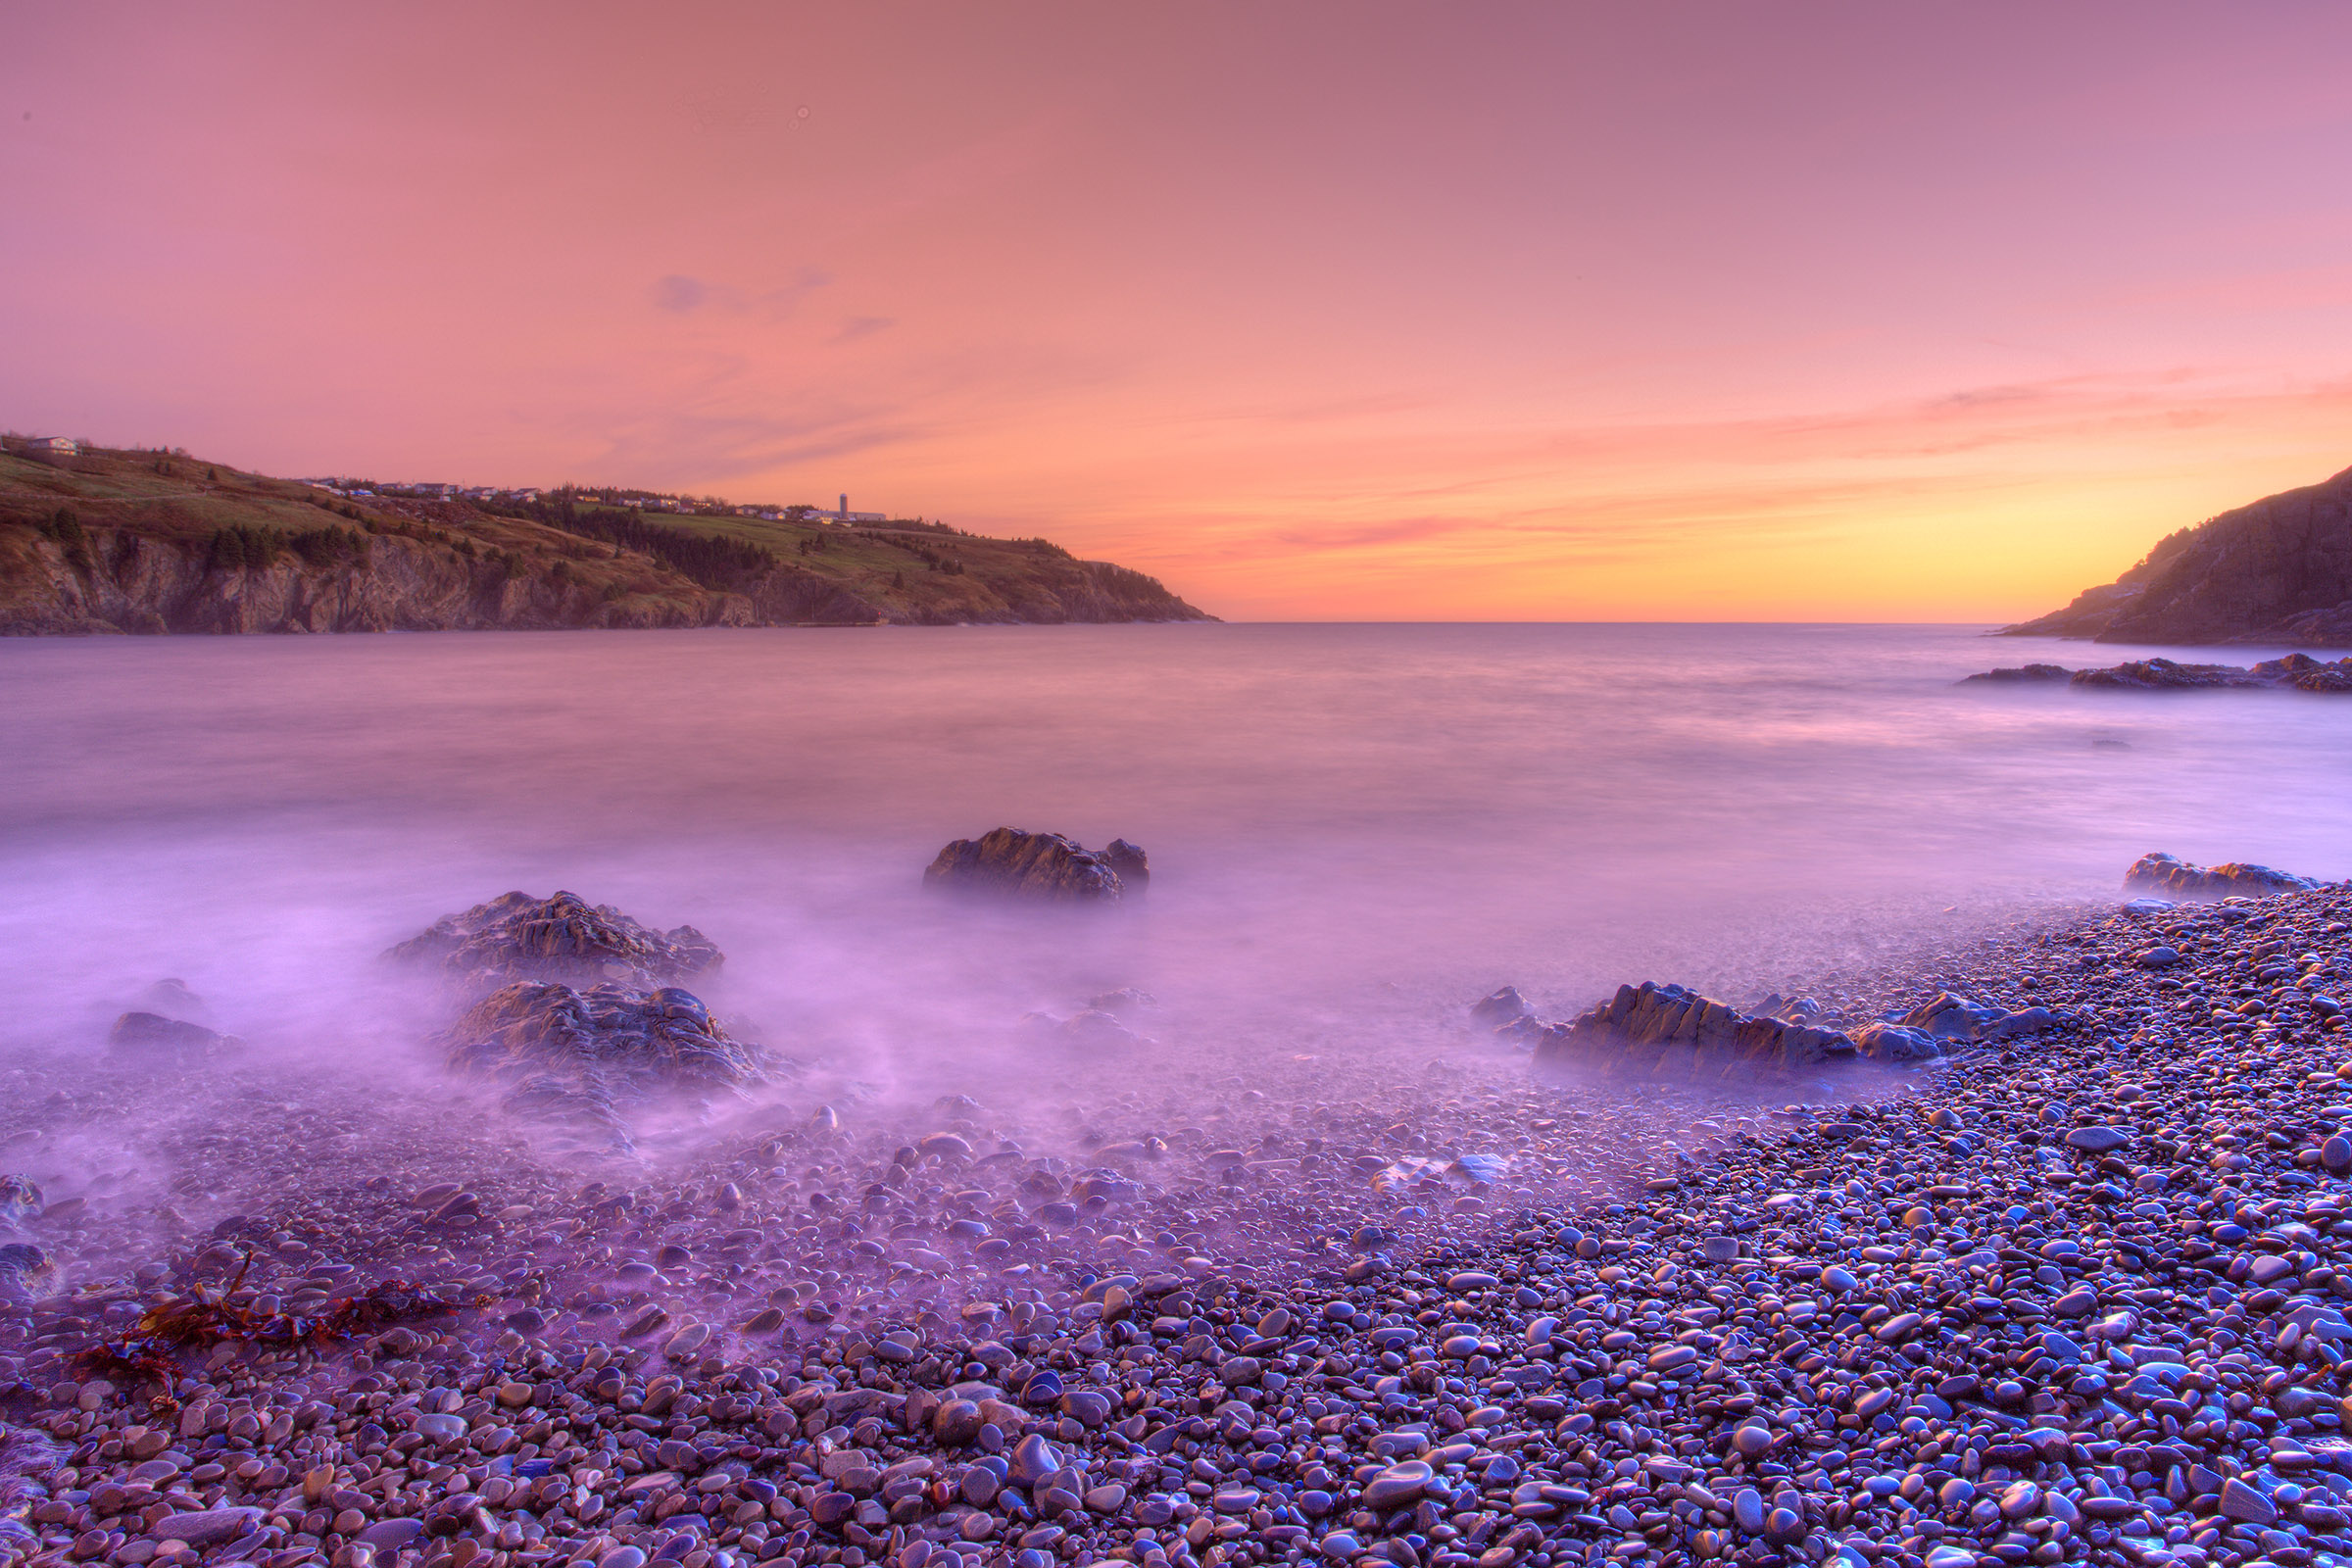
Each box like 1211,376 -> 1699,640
107,1011 -> 234,1059
922,828 -> 1147,902
1022,1008 -> 1143,1048
1533,981 -> 1855,1076
0,1178 -> 39,1228
2124,852 -> 2317,902
0,1244 -> 57,1303
1086,987 -> 1156,1016
1102,838 -> 1151,894
389,890 -> 722,994
0,1428 -> 59,1554
1470,986 -> 1532,1028
442,981 -> 778,1150
136,978 -> 205,1015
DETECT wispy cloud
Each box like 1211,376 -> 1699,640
651,274 -> 708,313
652,268 -> 832,318
831,316 -> 895,345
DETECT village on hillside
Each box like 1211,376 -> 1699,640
2,435 -> 906,528
301,477 -> 899,528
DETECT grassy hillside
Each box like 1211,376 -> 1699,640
0,441 -> 1212,632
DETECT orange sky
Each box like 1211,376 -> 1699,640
8,2 -> 2352,620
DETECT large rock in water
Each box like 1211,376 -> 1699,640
923,828 -> 1148,902
2124,853 -> 2316,902
389,890 -> 722,994
1532,982 -> 1855,1077
442,982 -> 778,1152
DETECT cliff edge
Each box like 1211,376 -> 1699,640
0,442 -> 1214,634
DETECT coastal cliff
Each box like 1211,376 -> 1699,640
0,444 -> 1213,634
2001,462 -> 2352,645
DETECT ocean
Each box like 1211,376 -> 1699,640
3,622 -> 2346,1145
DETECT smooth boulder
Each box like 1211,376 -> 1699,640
922,828 -> 1147,903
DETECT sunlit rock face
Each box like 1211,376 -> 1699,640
2124,852 -> 2317,902
922,827 -> 1148,903
386,889 -> 723,995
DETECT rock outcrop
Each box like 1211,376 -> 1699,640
1530,982 -> 1858,1077
441,982 -> 778,1152
2124,853 -> 2318,902
1965,654 -> 2352,692
922,829 -> 1148,903
389,891 -> 721,996
1998,463 -> 2352,646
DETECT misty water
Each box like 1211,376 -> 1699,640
4,622 -> 2350,1224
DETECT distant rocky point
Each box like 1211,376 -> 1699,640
2000,462 -> 2352,646
923,828 -> 1150,903
1965,653 -> 2352,692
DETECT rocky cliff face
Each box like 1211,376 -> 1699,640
2002,464 -> 2352,645
0,442 -> 1216,632
0,528 -> 747,635
0,526 -> 1197,634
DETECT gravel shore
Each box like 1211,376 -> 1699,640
5,884 -> 2352,1568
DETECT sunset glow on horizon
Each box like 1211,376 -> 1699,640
10,2 -> 2352,620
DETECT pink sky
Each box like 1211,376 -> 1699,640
8,2 -> 2352,619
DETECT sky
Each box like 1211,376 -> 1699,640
7,3 -> 2352,621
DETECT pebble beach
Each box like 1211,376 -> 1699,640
6,880 -> 2352,1568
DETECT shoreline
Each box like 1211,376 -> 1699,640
3,887 -> 2348,1568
